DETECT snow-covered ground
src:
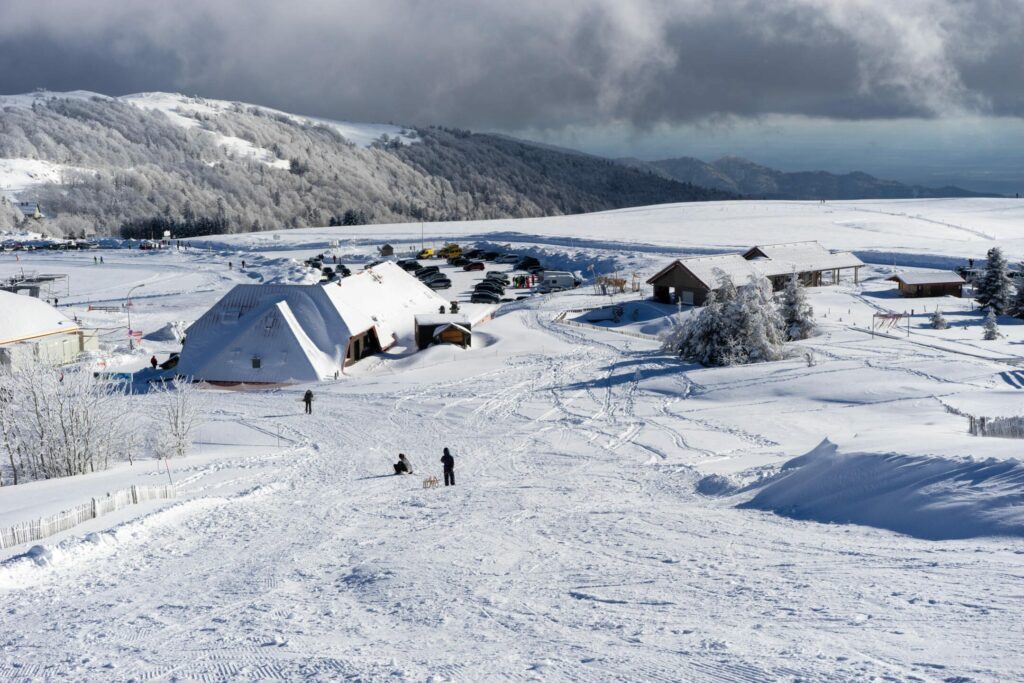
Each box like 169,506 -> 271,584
1,199 -> 1023,680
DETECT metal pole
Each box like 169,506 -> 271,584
126,283 -> 145,349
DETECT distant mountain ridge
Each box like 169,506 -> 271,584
0,91 -> 732,237
619,155 -> 996,200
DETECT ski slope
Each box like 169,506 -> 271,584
0,199 -> 1023,680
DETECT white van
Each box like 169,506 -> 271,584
538,271 -> 581,293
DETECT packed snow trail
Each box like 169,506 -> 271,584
0,306 -> 1021,681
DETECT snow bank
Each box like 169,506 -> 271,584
737,440 -> 1024,540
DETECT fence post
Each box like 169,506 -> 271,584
92,497 -> 98,519
131,485 -> 138,505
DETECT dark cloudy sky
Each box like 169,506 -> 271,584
1,0 -> 1022,191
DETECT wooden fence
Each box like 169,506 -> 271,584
969,415 -> 1024,439
0,484 -> 176,549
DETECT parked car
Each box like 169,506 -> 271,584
421,271 -> 449,284
528,266 -> 545,275
475,282 -> 505,296
337,265 -> 352,277
464,249 -> 485,259
495,254 -> 519,264
417,247 -> 435,259
482,251 -> 500,261
471,291 -> 501,304
450,256 -> 470,267
463,261 -> 485,271
515,256 -> 541,271
486,272 -> 510,284
363,260 -> 384,269
415,266 -> 440,278
427,278 -> 452,290
400,261 -> 422,272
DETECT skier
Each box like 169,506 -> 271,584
241,260 -> 247,269
393,453 -> 413,475
150,355 -> 158,369
229,261 -> 233,270
100,256 -> 104,264
93,256 -> 97,264
302,389 -> 314,414
441,447 -> 455,486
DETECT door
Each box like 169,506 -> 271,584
679,289 -> 694,305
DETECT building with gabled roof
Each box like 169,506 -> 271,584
0,291 -> 98,370
647,241 -> 863,305
888,271 -> 964,298
176,262 -> 449,384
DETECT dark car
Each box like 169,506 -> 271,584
471,291 -> 501,304
415,266 -> 441,278
363,260 -> 384,269
464,249 -> 485,259
528,266 -> 545,275
515,257 -> 541,270
450,257 -> 471,267
337,265 -> 352,277
427,278 -> 452,290
400,261 -> 422,272
482,251 -> 500,261
485,272 -> 510,284
421,271 -> 449,284
475,283 -> 505,296
463,261 -> 485,271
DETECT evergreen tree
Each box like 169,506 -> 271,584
779,272 -> 815,340
983,309 -> 1001,340
977,247 -> 1013,314
1011,263 -> 1024,318
929,308 -> 948,330
664,271 -> 784,366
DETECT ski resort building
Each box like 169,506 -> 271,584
0,291 -> 98,371
647,241 -> 863,305
175,262 -> 450,384
888,271 -> 965,298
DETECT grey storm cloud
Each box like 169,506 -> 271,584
0,0 -> 1021,128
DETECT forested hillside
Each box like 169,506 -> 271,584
0,92 -> 732,237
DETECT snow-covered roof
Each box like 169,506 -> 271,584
176,262 -> 449,383
673,254 -> 764,288
433,323 -> 471,339
889,271 -> 965,286
744,241 -> 864,275
650,241 -> 864,289
415,314 -> 471,327
0,291 -> 77,345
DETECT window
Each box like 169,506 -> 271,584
251,356 -> 261,369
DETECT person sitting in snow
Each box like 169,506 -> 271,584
393,453 -> 413,475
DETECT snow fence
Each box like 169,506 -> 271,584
0,484 -> 176,549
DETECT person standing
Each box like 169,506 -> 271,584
303,389 -> 314,414
150,355 -> 158,369
441,447 -> 455,486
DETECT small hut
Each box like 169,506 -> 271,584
888,272 -> 965,298
433,323 -> 471,348
414,314 -> 472,349
379,244 -> 395,257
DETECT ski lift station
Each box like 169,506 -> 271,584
0,291 -> 99,371
646,241 -> 864,306
175,262 -> 455,384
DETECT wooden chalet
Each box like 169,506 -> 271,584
647,241 -> 863,305
888,271 -> 964,298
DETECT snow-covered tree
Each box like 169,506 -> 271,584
983,310 -> 1001,340
976,247 -> 1013,314
0,361 -> 133,484
779,272 -> 815,340
149,379 -> 204,461
664,271 -> 784,366
930,308 -> 949,330
1011,263 -> 1024,318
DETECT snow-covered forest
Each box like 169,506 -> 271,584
0,93 -> 730,237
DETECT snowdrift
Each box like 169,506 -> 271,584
736,440 -> 1024,540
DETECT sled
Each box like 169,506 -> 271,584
422,476 -> 440,489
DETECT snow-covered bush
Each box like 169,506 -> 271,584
0,361 -> 133,485
148,380 -> 204,460
930,309 -> 949,330
983,310 -> 1001,340
976,247 -> 1013,315
664,272 -> 785,366
779,272 -> 815,340
1011,263 -> 1024,319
